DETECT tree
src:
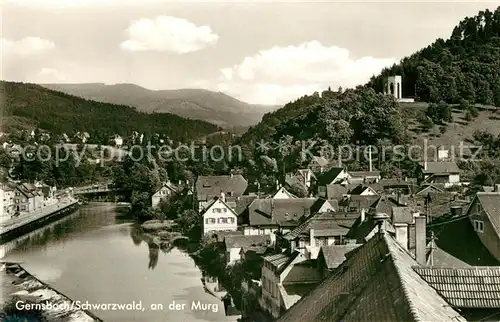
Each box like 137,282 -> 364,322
438,100 -> 452,122
459,99 -> 470,110
468,105 -> 479,118
288,181 -> 307,198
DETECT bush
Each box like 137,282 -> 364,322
468,106 -> 479,118
421,116 -> 434,132
459,99 -> 470,110
465,111 -> 473,121
439,126 -> 447,134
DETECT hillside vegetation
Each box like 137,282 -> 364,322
40,83 -> 279,128
241,7 -> 500,147
0,81 -> 218,143
368,8 -> 500,105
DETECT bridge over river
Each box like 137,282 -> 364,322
73,182 -> 130,202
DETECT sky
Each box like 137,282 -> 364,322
1,0 -> 499,105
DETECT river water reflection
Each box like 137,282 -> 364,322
2,203 -> 229,322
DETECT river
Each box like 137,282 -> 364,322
2,203 -> 231,322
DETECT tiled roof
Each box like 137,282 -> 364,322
234,195 -> 258,216
283,212 -> 358,240
325,184 -> 348,200
224,235 -> 270,249
392,207 -> 415,224
349,171 -> 381,178
415,184 -> 444,195
317,168 -> 344,186
476,192 -> 500,239
248,198 -> 317,226
284,175 -> 307,191
344,195 -> 380,210
318,244 -> 362,269
414,267 -> 500,308
379,178 -> 413,187
263,253 -> 293,271
195,175 -> 248,201
277,234 -> 466,322
199,197 -> 238,217
420,161 -> 460,174
214,230 -> 243,243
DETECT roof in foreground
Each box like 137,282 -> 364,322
277,233 -> 466,322
414,266 -> 500,308
318,244 -> 362,270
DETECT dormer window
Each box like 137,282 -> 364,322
474,220 -> 484,233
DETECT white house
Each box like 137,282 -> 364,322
268,186 -> 297,199
279,212 -> 358,259
0,183 -> 15,222
151,182 -> 178,209
201,195 -> 239,237
419,161 -> 460,188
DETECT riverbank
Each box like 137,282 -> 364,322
0,197 -> 79,236
0,262 -> 102,322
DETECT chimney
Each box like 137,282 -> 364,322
423,158 -> 427,171
394,223 -> 409,250
276,179 -> 280,191
220,192 -> 225,203
415,215 -> 427,266
495,184 -> 500,192
310,228 -> 315,249
360,208 -> 366,224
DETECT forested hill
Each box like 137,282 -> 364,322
367,7 -> 500,105
238,87 -> 406,149
0,81 -> 218,143
239,7 -> 500,147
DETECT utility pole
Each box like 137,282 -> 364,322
368,145 -> 373,173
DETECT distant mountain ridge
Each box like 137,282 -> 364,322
40,83 -> 280,128
0,81 -> 218,143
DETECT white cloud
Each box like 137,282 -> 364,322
1,37 -> 56,57
218,41 -> 396,105
120,15 -> 218,54
34,68 -> 68,82
6,0 -> 462,7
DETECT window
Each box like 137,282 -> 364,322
299,238 -> 305,248
219,218 -> 227,224
228,217 -> 235,224
317,238 -> 327,246
212,208 -> 216,213
222,208 -> 227,213
474,220 -> 484,233
206,218 -> 210,224
216,208 -> 221,213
